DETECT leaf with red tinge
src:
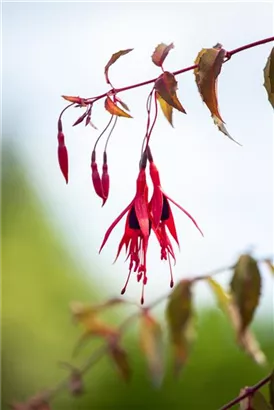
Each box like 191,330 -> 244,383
104,48 -> 133,84
263,47 -> 274,108
194,44 -> 240,144
108,339 -> 131,381
239,388 -> 271,410
230,254 -> 261,334
156,92 -> 173,127
139,311 -> 164,387
73,111 -> 88,126
105,96 -> 132,118
115,96 -> 130,112
152,43 -> 174,67
62,95 -> 86,105
166,279 -> 195,376
155,72 -> 186,113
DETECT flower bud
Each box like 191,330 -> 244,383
102,152 -> 110,206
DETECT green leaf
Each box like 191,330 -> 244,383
230,254 -> 261,333
166,279 -> 194,376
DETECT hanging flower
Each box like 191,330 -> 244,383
99,155 -> 150,304
148,149 -> 203,286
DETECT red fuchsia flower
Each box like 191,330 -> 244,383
148,149 -> 203,287
99,156 -> 150,304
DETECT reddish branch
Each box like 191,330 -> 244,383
83,36 -> 274,104
219,374 -> 272,410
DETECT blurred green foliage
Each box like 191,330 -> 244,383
1,146 -> 273,410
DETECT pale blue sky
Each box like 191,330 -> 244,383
2,2 -> 273,313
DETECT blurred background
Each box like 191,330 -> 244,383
2,2 -> 274,409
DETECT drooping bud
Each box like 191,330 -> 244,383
102,151 -> 110,206
57,119 -> 69,184
91,150 -> 104,199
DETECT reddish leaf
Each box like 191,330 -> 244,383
151,43 -> 174,67
155,72 -> 186,113
104,48 -> 133,84
194,44 -> 240,144
62,95 -> 85,105
101,152 -> 109,206
73,111 -> 88,127
105,96 -> 132,118
108,339 -> 131,381
139,311 -> 164,387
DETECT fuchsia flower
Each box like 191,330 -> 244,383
99,156 -> 150,304
148,150 -> 203,287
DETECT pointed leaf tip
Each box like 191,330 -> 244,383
152,43 -> 174,67
108,340 -> 131,382
155,72 -> 186,113
104,48 -> 134,85
194,46 -> 236,142
156,92 -> 174,127
105,96 -> 132,118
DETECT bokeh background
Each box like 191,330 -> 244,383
2,2 -> 274,409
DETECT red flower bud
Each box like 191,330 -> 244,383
102,152 -> 109,206
57,131 -> 68,184
91,150 -> 104,199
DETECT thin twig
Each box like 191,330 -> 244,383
219,374 -> 272,410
